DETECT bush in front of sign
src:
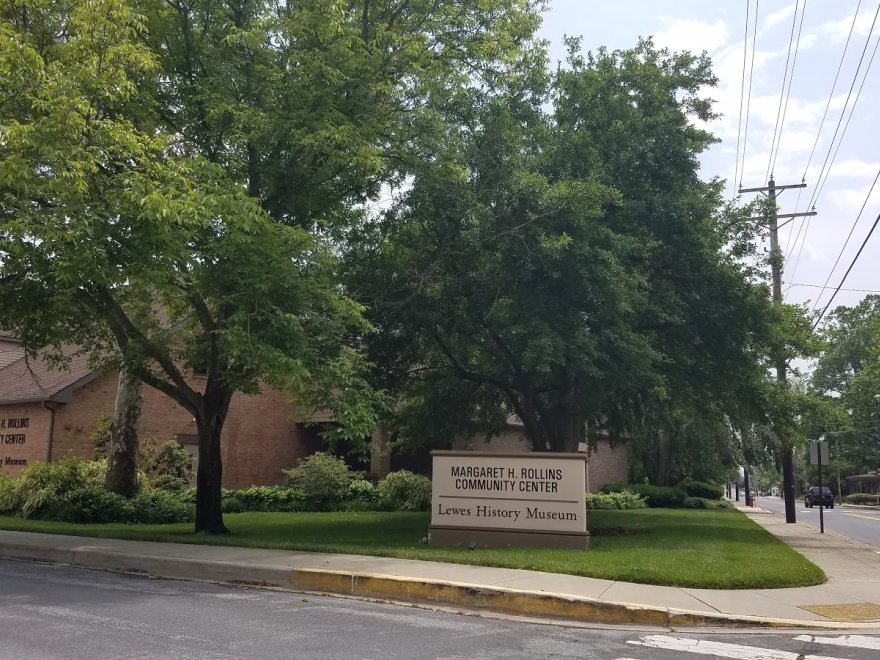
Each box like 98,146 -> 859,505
284,452 -> 355,512
345,479 -> 380,511
585,491 -> 647,510
377,470 -> 431,512
600,483 -> 687,508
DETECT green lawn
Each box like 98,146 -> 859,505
0,508 -> 825,589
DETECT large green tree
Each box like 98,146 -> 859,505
812,297 -> 880,473
0,0 -> 371,532
349,39 -> 778,470
1,0 -> 545,529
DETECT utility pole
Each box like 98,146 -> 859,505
740,177 -> 817,524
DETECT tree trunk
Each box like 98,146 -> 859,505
650,429 -> 673,486
194,386 -> 233,534
105,364 -> 144,498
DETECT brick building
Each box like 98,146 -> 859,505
0,335 -> 628,490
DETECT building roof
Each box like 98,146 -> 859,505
845,473 -> 880,481
0,334 -> 25,369
0,350 -> 100,405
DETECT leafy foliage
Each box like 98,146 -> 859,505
600,483 -> 687,508
377,471 -> 432,512
585,491 -> 647,510
221,486 -> 303,513
683,481 -> 724,500
348,38 -> 780,468
284,452 -> 355,512
682,497 -> 733,510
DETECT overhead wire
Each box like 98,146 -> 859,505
783,2 -> 880,296
766,1 -> 807,182
812,205 -> 880,331
732,0 -> 752,198
786,20 -> 880,291
738,0 -> 760,193
795,169 -> 880,309
781,0 -> 862,266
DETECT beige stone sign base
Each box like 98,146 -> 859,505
430,450 -> 587,549
429,525 -> 589,549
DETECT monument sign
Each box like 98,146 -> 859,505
430,451 -> 588,549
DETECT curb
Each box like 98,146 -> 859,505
1,540 -> 873,630
0,541 -> 292,589
289,568 -> 864,630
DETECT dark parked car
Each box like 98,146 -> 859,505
805,486 -> 834,509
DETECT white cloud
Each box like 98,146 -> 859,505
816,6 -> 880,41
763,3 -> 797,32
652,18 -> 730,54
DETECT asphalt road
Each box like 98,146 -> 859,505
751,496 -> 880,548
3,559 -> 880,659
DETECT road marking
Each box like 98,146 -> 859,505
842,512 -> 880,523
794,634 -> 880,650
627,635 -> 839,660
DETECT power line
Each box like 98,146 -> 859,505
800,0 -> 863,183
739,0 -> 760,191
784,2 -> 880,293
767,0 -> 807,181
813,206 -> 880,330
808,168 -> 880,312
733,0 -> 752,198
786,283 -> 880,294
782,0 -> 863,266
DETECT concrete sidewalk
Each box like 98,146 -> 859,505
2,505 -> 880,630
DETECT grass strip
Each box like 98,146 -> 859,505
0,508 -> 824,589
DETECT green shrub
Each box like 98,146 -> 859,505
683,481 -> 723,500
0,475 -> 15,515
150,473 -> 191,493
377,471 -> 432,512
586,491 -> 647,510
284,452 -> 354,511
600,483 -> 687,508
683,496 -> 733,510
8,459 -> 100,518
48,486 -> 129,523
141,440 -> 193,489
344,479 -> 380,511
222,495 -> 245,513
125,490 -> 195,524
223,485 -> 302,512
845,493 -> 880,505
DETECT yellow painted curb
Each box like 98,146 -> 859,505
290,568 -> 872,629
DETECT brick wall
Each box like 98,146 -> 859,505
13,370 -> 308,488
0,402 -> 50,476
586,439 -> 629,492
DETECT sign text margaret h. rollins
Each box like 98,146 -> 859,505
429,451 -> 588,549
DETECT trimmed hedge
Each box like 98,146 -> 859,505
683,481 -> 723,500
600,483 -> 688,508
221,486 -> 302,512
683,496 -> 733,510
845,493 -> 880,505
586,491 -> 647,510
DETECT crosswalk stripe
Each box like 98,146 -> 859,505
793,634 -> 880,650
627,635 -> 839,660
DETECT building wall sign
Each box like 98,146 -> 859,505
2,416 -> 30,467
429,451 -> 588,549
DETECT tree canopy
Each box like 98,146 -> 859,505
346,39 -> 782,483
1,0 -> 546,531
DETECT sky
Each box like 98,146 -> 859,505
539,0 -> 880,320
